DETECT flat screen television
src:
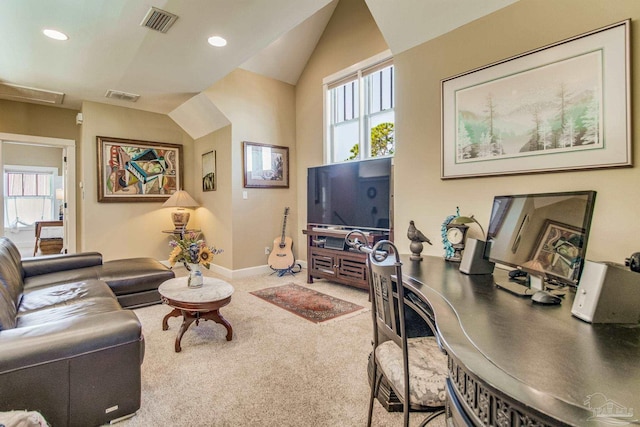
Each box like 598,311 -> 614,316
307,157 -> 392,231
485,190 -> 596,288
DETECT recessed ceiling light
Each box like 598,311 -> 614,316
43,29 -> 68,41
207,36 -> 227,47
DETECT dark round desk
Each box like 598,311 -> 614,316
400,255 -> 639,426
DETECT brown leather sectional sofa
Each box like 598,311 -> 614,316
0,237 -> 174,426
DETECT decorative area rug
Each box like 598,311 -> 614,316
250,283 -> 365,323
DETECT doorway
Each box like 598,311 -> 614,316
0,133 -> 76,257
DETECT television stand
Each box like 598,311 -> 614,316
303,225 -> 389,290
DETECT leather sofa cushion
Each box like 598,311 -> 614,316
21,252 -> 102,278
18,279 -> 116,314
0,284 -> 16,331
99,258 -> 174,295
1,309 -> 141,374
0,238 -> 25,306
16,296 -> 122,328
22,266 -> 100,290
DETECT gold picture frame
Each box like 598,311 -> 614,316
97,136 -> 183,202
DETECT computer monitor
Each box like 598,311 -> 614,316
485,191 -> 596,290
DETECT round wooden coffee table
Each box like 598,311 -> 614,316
159,277 -> 234,352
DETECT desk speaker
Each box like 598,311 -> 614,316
459,238 -> 495,275
571,260 -> 640,324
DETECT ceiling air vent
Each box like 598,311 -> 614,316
105,89 -> 140,103
0,83 -> 64,105
140,7 -> 178,33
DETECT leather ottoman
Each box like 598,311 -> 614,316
99,258 -> 175,308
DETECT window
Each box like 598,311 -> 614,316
4,168 -> 57,228
325,54 -> 394,163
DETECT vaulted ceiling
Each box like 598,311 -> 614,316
0,0 -> 518,121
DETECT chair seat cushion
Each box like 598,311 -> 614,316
375,336 -> 447,408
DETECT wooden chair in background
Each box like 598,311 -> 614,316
34,221 -> 63,256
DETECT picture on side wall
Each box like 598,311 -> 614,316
97,136 -> 183,202
243,141 -> 289,188
441,19 -> 630,179
202,150 -> 216,191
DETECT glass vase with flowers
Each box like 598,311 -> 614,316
168,231 -> 223,288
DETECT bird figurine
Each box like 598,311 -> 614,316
407,220 -> 432,261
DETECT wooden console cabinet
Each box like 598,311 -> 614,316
303,225 -> 389,290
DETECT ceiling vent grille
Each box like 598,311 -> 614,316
105,89 -> 140,103
140,7 -> 178,33
0,83 -> 64,105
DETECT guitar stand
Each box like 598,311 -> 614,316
270,263 -> 302,277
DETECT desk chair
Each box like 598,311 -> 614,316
346,232 -> 447,427
33,221 -> 63,256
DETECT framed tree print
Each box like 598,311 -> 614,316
441,20 -> 631,179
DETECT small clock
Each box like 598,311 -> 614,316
446,227 -> 465,245
444,222 -> 469,262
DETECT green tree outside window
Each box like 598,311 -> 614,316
347,122 -> 394,160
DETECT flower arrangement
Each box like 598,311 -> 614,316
168,231 -> 223,269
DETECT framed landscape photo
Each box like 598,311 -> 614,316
243,141 -> 289,188
202,150 -> 216,191
97,136 -> 183,202
441,20 -> 631,179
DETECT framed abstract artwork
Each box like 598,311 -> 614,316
243,141 -> 289,188
202,150 -> 216,192
441,20 -> 631,179
97,136 -> 183,202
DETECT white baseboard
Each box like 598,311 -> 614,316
161,260 -> 307,280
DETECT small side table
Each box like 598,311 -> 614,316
158,277 -> 234,352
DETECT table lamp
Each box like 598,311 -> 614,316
162,190 -> 199,231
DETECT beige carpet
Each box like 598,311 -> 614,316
118,266 -> 446,426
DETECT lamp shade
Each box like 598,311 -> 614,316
162,190 -> 199,231
162,190 -> 199,208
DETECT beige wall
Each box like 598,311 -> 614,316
296,0 -> 640,265
295,0 -> 388,255
203,69 -> 298,270
392,0 -> 640,263
3,144 -> 63,171
192,125 -> 233,271
78,101 -> 194,261
4,0 -> 639,270
0,100 -> 79,141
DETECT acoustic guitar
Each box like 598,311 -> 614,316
268,207 -> 295,270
